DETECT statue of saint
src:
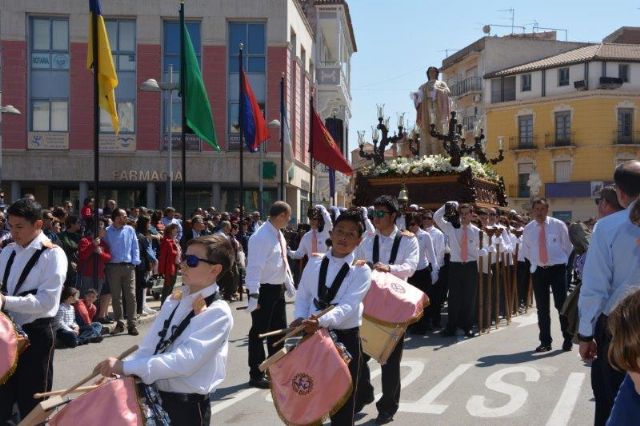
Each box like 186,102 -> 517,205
412,66 -> 451,156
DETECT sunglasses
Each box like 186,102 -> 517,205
181,254 -> 217,268
488,213 -> 497,217
594,199 -> 602,205
373,210 -> 392,218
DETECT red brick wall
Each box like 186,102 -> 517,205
136,44 -> 161,151
69,42 -> 93,149
202,45 -> 226,151
1,41 -> 27,149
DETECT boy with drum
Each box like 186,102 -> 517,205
292,208 -> 371,425
95,235 -> 234,425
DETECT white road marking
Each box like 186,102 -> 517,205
373,359 -> 425,399
545,372 -> 586,426
400,363 -> 473,414
212,388 -> 262,414
466,366 -> 540,417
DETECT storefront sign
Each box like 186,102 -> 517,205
28,132 -> 69,150
112,170 -> 183,182
31,53 -> 69,70
100,134 -> 136,151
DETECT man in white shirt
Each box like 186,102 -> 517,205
422,211 -> 447,328
355,195 -> 419,424
522,198 -> 573,353
288,205 -> 333,260
161,207 -> 183,241
245,201 -> 296,388
0,198 -> 68,420
293,209 -> 371,425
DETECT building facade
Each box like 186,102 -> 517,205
484,42 -> 640,220
0,0 -> 344,221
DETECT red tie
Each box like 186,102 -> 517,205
311,230 -> 318,253
539,223 -> 549,265
460,226 -> 469,262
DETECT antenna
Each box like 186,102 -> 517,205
533,24 -> 568,41
439,48 -> 460,57
498,8 -> 516,34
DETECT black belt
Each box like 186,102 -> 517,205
159,390 -> 209,403
261,283 -> 284,286
538,264 -> 564,269
332,326 -> 359,336
108,262 -> 133,266
450,261 -> 476,265
22,317 -> 54,329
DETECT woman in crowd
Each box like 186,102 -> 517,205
159,223 -> 181,304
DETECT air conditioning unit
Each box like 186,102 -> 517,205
573,80 -> 587,90
473,94 -> 482,103
599,77 -> 623,89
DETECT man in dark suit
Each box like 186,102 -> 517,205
180,215 -> 210,248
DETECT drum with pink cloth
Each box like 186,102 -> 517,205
260,328 -> 352,426
0,311 -> 29,384
361,271 -> 429,364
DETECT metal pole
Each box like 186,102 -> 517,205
91,8 -> 100,290
239,44 -> 244,223
180,2 -> 187,217
309,96 -> 314,206
259,142 -> 264,215
167,64 -> 173,207
279,74 -> 285,202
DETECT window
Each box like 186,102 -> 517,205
555,111 -> 571,145
30,17 -> 69,133
100,101 -> 135,133
301,47 -> 306,73
517,163 -> 533,198
521,74 -> 532,92
490,77 -> 515,103
558,67 -> 570,86
619,64 -> 630,83
617,108 -> 634,143
518,115 -> 533,147
490,79 -> 502,103
554,160 -> 571,183
105,20 -> 135,71
227,22 -> 266,149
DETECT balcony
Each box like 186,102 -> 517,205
316,61 -> 351,108
613,130 -> 640,145
508,135 -> 539,151
545,132 -> 575,148
508,184 -> 530,199
451,76 -> 482,97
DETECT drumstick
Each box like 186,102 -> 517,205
34,385 -> 99,399
259,327 -> 293,339
272,306 -> 335,348
61,345 -> 138,397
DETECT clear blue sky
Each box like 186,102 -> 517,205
347,0 -> 638,153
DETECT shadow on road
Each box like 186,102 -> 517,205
474,348 -> 565,367
212,382 -> 254,402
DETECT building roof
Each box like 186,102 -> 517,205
603,26 -> 640,44
313,0 -> 357,52
485,43 -> 640,78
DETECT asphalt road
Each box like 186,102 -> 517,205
52,299 -> 595,425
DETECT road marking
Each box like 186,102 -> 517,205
466,366 -> 540,417
545,372 -> 586,426
373,360 -> 425,400
212,388 -> 262,415
400,363 -> 473,414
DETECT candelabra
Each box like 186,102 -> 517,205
358,107 -> 414,166
467,130 -> 505,165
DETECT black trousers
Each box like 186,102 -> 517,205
330,327 -> 362,426
135,268 -> 147,315
160,391 -> 211,426
0,318 -> 55,423
357,335 -> 405,416
408,267 -> 432,332
248,284 -> 287,379
592,315 -> 626,426
431,254 -> 450,327
517,260 -> 531,306
532,264 -> 571,346
446,261 -> 478,332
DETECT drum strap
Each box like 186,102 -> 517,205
154,291 -> 220,355
372,234 -> 402,265
1,248 -> 48,297
314,257 -> 350,310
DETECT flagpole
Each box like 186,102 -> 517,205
279,74 -> 285,202
238,44 -> 245,225
179,1 -> 187,216
91,5 -> 100,290
309,96 -> 314,206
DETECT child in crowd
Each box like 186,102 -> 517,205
74,288 -> 99,326
55,286 -> 103,348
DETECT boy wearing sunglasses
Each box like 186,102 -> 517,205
95,235 -> 235,425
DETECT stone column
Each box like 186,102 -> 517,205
78,182 -> 89,209
146,182 -> 156,210
211,183 -> 221,210
10,181 -> 20,203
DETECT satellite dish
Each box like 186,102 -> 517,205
482,25 -> 491,34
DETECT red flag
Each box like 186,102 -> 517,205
310,107 -> 353,175
240,70 -> 269,151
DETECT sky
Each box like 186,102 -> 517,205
346,0 -> 638,154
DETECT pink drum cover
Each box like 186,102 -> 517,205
363,270 -> 429,325
268,328 -> 352,426
50,377 -> 143,426
0,312 -> 18,384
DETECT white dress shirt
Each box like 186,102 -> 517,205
294,250 -> 371,330
245,221 -> 291,294
355,226 -> 419,281
123,283 -> 233,395
522,216 -> 573,273
0,232 -> 68,326
477,230 -> 510,273
415,228 -> 438,272
424,225 -> 445,268
578,201 -> 640,336
289,228 -> 330,259
433,206 -> 491,263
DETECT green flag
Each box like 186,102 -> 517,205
181,22 -> 218,150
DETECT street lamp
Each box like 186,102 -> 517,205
140,64 -> 179,207
0,104 -> 21,195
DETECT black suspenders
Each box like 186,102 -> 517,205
372,234 -> 402,265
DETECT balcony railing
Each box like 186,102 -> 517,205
508,135 -> 538,150
451,76 -> 482,97
545,132 -> 575,148
613,130 -> 640,145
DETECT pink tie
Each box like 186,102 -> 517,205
278,231 -> 292,279
539,223 -> 549,265
460,226 -> 469,262
311,230 -> 318,253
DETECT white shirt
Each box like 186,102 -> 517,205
289,228 -> 330,259
0,232 -> 68,326
434,206 -> 491,262
415,228 -> 438,272
522,216 -> 573,273
123,283 -> 233,395
424,225 -> 445,267
294,250 -> 371,330
245,221 -> 290,294
355,226 -> 419,281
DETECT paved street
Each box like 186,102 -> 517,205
52,299 -> 594,425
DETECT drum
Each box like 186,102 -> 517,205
0,311 -> 29,384
262,328 -> 352,426
360,317 -> 406,365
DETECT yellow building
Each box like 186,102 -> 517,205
484,43 -> 640,220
